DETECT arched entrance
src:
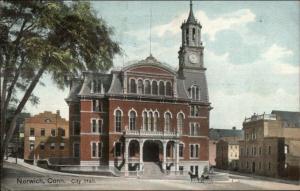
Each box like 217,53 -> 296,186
143,140 -> 161,162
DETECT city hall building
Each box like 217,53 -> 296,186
66,2 -> 212,176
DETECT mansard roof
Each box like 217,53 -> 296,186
209,128 -> 244,141
182,69 -> 209,102
77,71 -> 113,97
65,55 -> 210,103
65,78 -> 83,102
271,110 -> 300,128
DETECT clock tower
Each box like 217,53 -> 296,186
178,0 -> 204,77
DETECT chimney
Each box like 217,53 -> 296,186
56,110 -> 60,116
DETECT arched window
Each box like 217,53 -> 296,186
192,28 -> 196,40
130,79 -> 136,93
137,79 -> 144,94
154,112 -> 158,131
186,28 -> 189,45
148,112 -> 153,131
159,81 -> 165,96
143,111 -> 148,130
115,110 -> 122,132
129,111 -> 136,130
152,81 -> 158,95
164,113 -> 171,132
177,113 -> 184,135
166,81 -> 172,96
145,80 -> 151,94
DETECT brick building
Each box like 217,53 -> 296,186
65,2 -> 212,176
23,111 -> 70,163
239,111 -> 300,180
209,127 -> 243,167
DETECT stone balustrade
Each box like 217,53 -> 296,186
124,129 -> 179,138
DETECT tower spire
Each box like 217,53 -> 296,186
187,0 -> 197,24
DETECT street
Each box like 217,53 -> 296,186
1,162 -> 300,190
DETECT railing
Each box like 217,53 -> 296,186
128,157 -> 140,163
124,129 -> 179,138
244,113 -> 277,123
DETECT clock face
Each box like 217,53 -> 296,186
189,53 -> 199,64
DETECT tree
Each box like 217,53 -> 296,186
0,1 -> 121,163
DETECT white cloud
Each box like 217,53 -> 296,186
273,63 -> 299,75
210,88 -> 298,129
151,9 -> 256,41
262,44 -> 293,62
206,43 -> 298,128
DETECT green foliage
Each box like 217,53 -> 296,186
1,1 -> 121,92
0,1 -> 121,154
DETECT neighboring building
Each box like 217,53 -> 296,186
209,127 -> 243,167
7,112 -> 31,158
23,111 -> 69,162
239,111 -> 300,180
216,136 -> 241,170
65,1 -> 212,176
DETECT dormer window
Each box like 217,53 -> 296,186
90,80 -> 102,93
190,85 -> 200,100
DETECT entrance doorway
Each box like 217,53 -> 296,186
252,162 -> 255,173
143,140 -> 160,162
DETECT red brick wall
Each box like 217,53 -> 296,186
77,97 -> 209,163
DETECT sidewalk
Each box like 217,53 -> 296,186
4,157 -> 117,179
4,157 -> 235,182
215,168 -> 300,185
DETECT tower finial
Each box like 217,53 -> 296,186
149,3 -> 152,56
190,0 -> 193,11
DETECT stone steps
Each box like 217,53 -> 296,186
142,162 -> 164,178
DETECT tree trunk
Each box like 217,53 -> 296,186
1,62 -> 48,160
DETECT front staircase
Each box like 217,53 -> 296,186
141,162 -> 164,179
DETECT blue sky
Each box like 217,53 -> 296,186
26,1 -> 299,129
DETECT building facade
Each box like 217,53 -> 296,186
7,112 -> 30,158
66,2 -> 212,176
23,111 -> 70,163
209,127 -> 243,167
215,136 -> 240,170
239,111 -> 300,180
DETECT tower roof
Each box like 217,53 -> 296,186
186,0 -> 197,24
